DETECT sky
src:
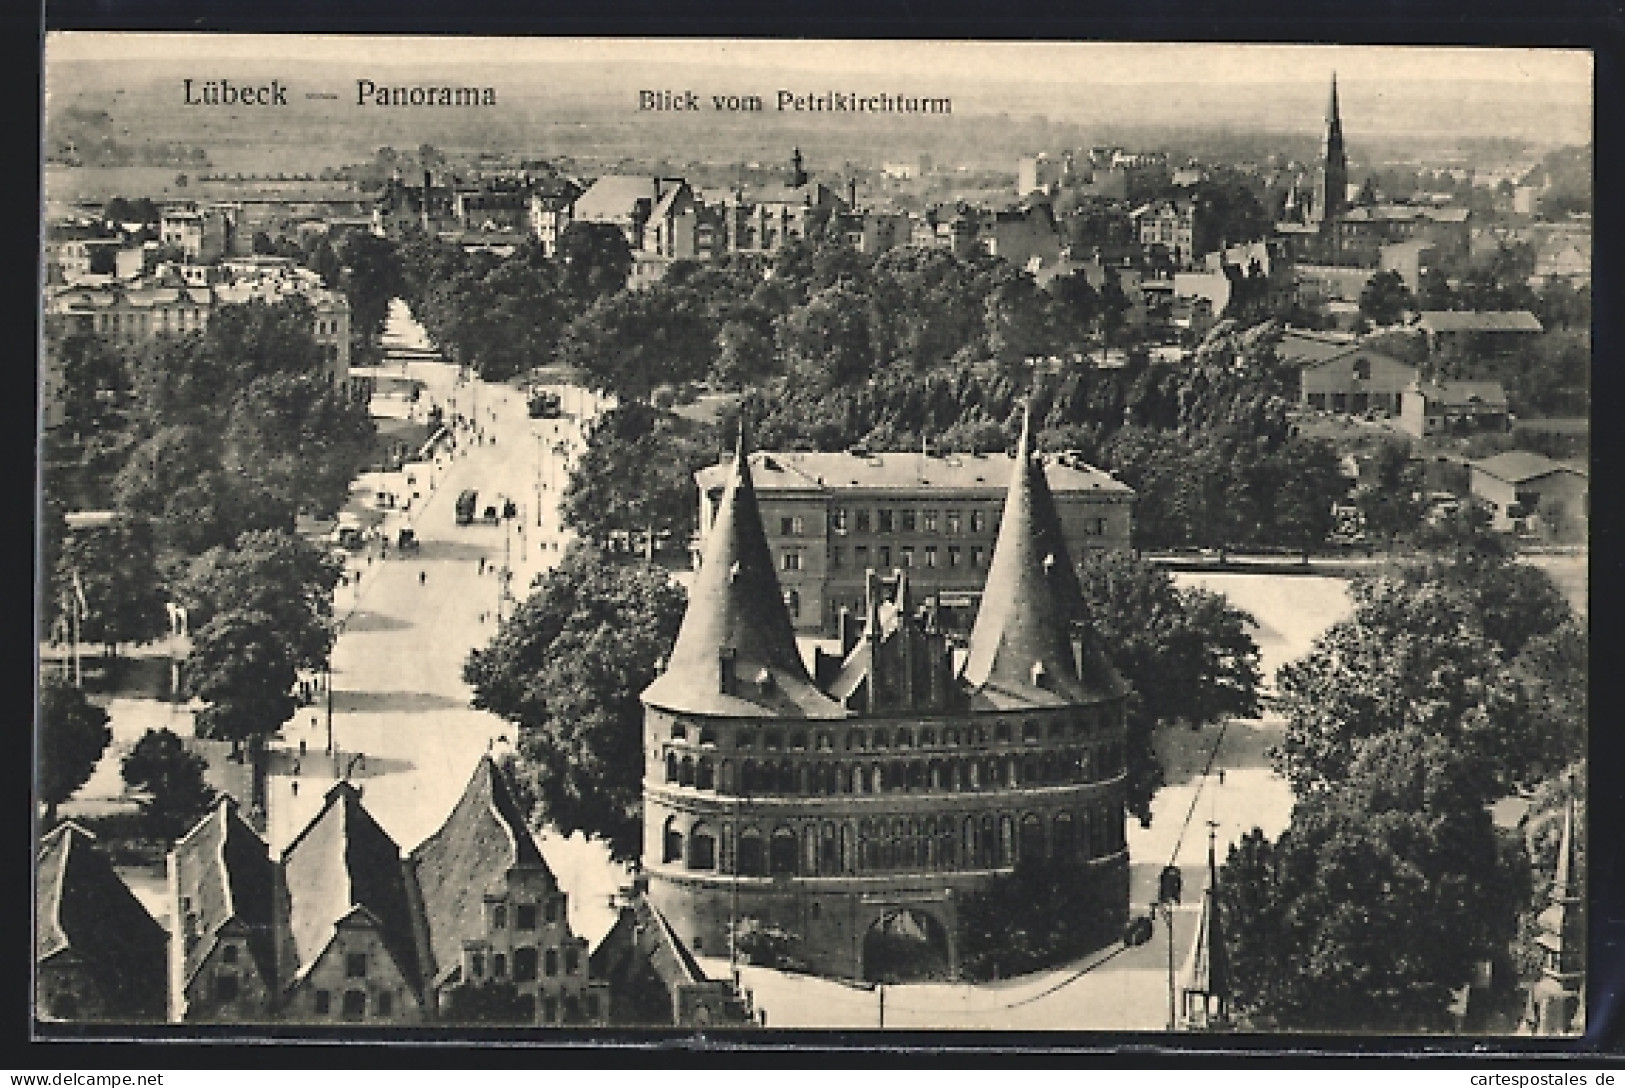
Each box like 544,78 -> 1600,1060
45,33 -> 1592,90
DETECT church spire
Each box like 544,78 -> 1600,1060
1528,778 -> 1586,1034
961,405 -> 1106,704
1319,71 -> 1349,224
641,423 -> 843,719
1181,826 -> 1232,1030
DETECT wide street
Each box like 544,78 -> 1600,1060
263,301 -> 628,945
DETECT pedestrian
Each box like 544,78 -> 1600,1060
291,780 -> 299,796
299,739 -> 307,757
478,557 -> 486,574
419,570 -> 427,586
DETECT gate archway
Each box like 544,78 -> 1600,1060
862,908 -> 952,983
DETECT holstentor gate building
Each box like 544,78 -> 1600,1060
641,416 -> 1130,980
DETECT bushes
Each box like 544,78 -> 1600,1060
956,856 -> 1128,981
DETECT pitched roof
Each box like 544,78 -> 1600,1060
173,799 -> 277,993
573,176 -> 656,222
37,823 -> 169,1019
643,436 -> 846,720
695,449 -> 1131,497
409,755 -> 554,985
1276,329 -> 1362,364
1418,310 -> 1543,334
279,780 -> 422,994
1415,380 -> 1509,409
960,411 -> 1124,709
1473,450 -> 1586,484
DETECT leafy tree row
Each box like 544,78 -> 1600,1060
1220,540 -> 1584,1031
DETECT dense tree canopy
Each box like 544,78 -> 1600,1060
122,727 -> 218,842
50,518 -> 169,658
39,675 -> 113,822
560,403 -> 717,553
1078,552 -> 1261,824
556,285 -> 716,401
185,608 -> 300,749
177,530 -> 342,671
464,550 -> 687,860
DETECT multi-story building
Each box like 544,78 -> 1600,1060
160,206 -> 232,262
165,759 -> 612,1026
645,421 -> 1132,982
1132,200 -> 1198,267
1468,451 -> 1588,537
693,448 -> 1135,635
44,269 -> 353,395
36,822 -> 170,1023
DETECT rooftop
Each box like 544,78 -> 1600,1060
1418,310 -> 1543,334
1472,450 -> 1587,484
173,799 -> 277,993
695,450 -> 1132,497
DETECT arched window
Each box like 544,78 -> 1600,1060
679,756 -> 695,787
980,814 -> 997,867
779,760 -> 795,794
738,828 -> 766,876
740,760 -> 757,794
1079,810 -> 1093,859
770,827 -> 799,876
921,728 -> 937,747
999,815 -> 1015,866
690,823 -> 717,870
871,763 -> 885,792
896,727 -> 914,748
790,730 -> 809,750
995,721 -> 1013,744
544,948 -> 559,978
820,822 -> 840,875
817,731 -> 834,751
699,725 -> 717,746
1020,813 -> 1045,862
720,760 -> 735,793
939,821 -> 957,869
841,823 -> 854,874
1022,720 -> 1041,743
664,753 -> 678,783
662,817 -> 683,864
1053,812 -> 1076,858
873,728 -> 890,749
696,758 -> 715,791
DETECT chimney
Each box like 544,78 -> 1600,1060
1030,661 -> 1049,690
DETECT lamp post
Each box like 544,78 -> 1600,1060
1150,897 -> 1177,1031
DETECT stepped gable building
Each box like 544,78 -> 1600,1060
408,753 -> 609,1026
36,822 -> 170,1023
276,780 -> 430,1024
591,894 -> 756,1027
161,760 -> 615,1026
642,416 -> 1131,982
169,798 -> 279,1022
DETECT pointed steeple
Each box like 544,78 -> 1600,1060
1536,784 -> 1585,983
1319,72 -> 1349,224
961,405 -> 1111,705
1181,827 -> 1232,1030
642,426 -> 844,719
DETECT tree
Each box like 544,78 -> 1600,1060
1220,759 -> 1526,1031
555,221 -> 633,300
777,284 -> 876,393
560,403 -> 716,555
556,285 -> 715,402
464,550 -> 687,860
184,608 -> 299,752
177,530 -> 342,671
1265,436 -> 1347,558
1359,269 -> 1414,327
51,518 -> 169,662
710,319 -> 777,390
333,230 -> 405,347
1353,438 -> 1425,550
223,373 -> 376,519
1077,552 -> 1261,824
121,728 -> 217,841
38,676 -> 112,822
957,858 -> 1122,981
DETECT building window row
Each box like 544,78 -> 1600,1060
833,507 -> 990,537
312,987 -> 395,1020
671,714 -> 1119,755
660,744 -> 1125,797
845,544 -> 983,571
660,806 -> 1123,877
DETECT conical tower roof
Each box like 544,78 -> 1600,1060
961,408 -> 1121,707
642,431 -> 844,719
